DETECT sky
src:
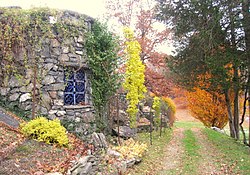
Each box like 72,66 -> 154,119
0,0 -> 106,18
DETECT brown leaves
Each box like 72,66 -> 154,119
0,128 -> 92,174
0,122 -> 25,160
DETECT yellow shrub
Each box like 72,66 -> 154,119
123,27 -> 147,128
20,117 -> 68,147
113,138 -> 148,159
162,97 -> 176,127
162,97 -> 176,114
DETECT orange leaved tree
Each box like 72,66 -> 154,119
187,88 -> 228,129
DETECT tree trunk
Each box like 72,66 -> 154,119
233,66 -> 240,140
240,90 -> 248,145
242,0 -> 250,146
224,89 -> 236,138
228,1 -> 240,140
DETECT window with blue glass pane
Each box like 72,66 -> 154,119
64,69 -> 85,105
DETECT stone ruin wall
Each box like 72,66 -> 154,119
0,9 -> 96,139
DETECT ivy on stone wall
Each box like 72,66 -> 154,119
86,21 -> 121,133
0,7 -> 87,84
0,7 -> 88,118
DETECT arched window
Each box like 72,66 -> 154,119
64,69 -> 85,105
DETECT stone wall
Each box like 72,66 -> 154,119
0,9 -> 96,139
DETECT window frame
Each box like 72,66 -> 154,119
64,69 -> 86,105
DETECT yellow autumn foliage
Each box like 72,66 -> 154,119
21,117 -> 68,147
112,138 -> 148,159
123,27 -> 147,128
187,88 -> 228,129
161,96 -> 176,127
161,97 -> 176,114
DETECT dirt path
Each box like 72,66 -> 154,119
159,128 -> 185,175
192,128 -> 223,175
158,127 -> 225,175
157,108 -> 235,175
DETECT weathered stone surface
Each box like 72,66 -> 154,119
49,110 -> 58,115
56,75 -> 64,83
51,39 -> 60,47
8,77 -> 20,88
62,46 -> 69,53
41,91 -> 51,110
76,50 -> 83,55
52,48 -> 60,56
68,53 -> 77,58
19,86 -> 27,93
24,104 -> 32,111
48,91 -> 57,99
56,110 -> 66,116
91,132 -> 108,149
77,36 -> 84,43
52,65 -> 59,71
54,99 -> 64,106
0,88 -> 10,96
59,54 -> 69,62
58,91 -> 64,98
48,71 -> 59,76
9,93 -> 20,101
211,126 -> 225,133
75,117 -> 81,123
69,57 -> 80,63
44,83 -> 64,91
25,69 -> 33,79
41,45 -> 50,57
113,110 -> 129,125
137,117 -> 150,132
76,43 -> 83,48
42,75 -> 56,84
19,93 -> 31,103
113,126 -> 137,139
0,10 -> 95,142
10,88 -> 20,94
45,58 -> 57,64
26,83 -> 34,92
69,155 -> 97,175
107,148 -> 121,158
126,158 -> 136,168
40,107 -> 48,114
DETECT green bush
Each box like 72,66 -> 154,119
21,117 -> 68,147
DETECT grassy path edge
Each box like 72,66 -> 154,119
203,128 -> 250,175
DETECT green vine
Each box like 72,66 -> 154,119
85,21 -> 121,133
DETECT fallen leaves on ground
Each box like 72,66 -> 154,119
0,122 -> 25,161
0,127 -> 92,175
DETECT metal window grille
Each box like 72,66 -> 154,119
64,69 -> 85,105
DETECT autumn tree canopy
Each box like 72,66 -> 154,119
104,0 -> 173,97
187,88 -> 228,129
156,0 -> 250,141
